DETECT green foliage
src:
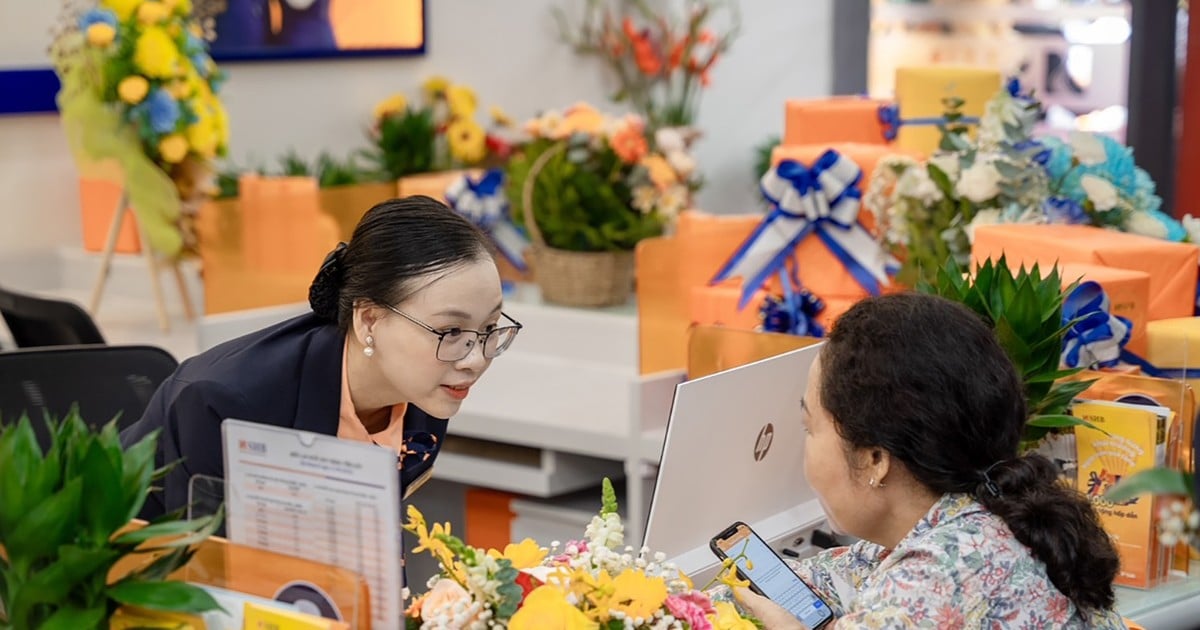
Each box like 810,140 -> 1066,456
753,135 -> 780,183
314,152 -> 381,188
917,256 -> 1095,445
600,477 -> 619,516
360,108 -> 438,180
276,149 -> 312,177
1106,468 -> 1193,504
0,409 -> 224,628
506,138 -> 665,252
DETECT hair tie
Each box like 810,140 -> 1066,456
320,241 -> 348,273
978,460 -> 1005,498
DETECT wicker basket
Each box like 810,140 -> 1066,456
521,143 -> 635,307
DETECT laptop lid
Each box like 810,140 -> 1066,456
643,343 -> 827,579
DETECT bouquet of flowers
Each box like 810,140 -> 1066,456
403,479 -> 758,629
504,103 -> 699,252
51,0 -> 230,257
553,0 -> 740,132
866,79 -> 1188,286
363,76 -> 516,180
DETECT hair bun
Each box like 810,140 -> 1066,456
308,242 -> 347,321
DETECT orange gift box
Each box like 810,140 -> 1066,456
1055,262 -> 1151,356
79,177 -> 142,254
783,96 -> 891,147
688,283 -> 862,334
972,224 -> 1199,321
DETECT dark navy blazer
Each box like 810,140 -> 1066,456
120,313 -> 448,520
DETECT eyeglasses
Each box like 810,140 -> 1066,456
385,305 -> 523,362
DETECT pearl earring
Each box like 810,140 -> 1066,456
869,478 -> 876,488
363,334 -> 375,357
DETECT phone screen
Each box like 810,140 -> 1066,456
713,523 -> 832,628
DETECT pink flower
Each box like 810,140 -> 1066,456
665,591 -> 715,630
552,540 -> 589,564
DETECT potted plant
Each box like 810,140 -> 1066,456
0,410 -> 224,628
506,103 -> 698,307
917,255 -> 1098,447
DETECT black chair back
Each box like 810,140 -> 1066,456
0,345 -> 178,448
0,285 -> 106,348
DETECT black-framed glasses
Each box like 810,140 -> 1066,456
385,305 -> 523,362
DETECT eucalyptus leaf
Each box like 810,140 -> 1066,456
1105,468 -> 1192,503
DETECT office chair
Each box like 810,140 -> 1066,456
0,285 -> 106,348
0,344 -> 178,449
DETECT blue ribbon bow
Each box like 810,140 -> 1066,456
711,150 -> 895,309
759,266 -> 825,337
1062,282 -> 1200,378
876,103 -> 982,143
445,169 -> 530,271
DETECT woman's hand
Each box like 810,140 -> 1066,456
734,587 -> 811,630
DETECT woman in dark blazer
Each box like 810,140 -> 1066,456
121,196 -> 521,520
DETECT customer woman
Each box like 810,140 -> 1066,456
736,293 -> 1126,628
121,196 -> 521,520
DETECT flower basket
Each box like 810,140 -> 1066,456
520,145 -> 634,307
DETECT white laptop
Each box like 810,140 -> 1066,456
643,343 -> 828,584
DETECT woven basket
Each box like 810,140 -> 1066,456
521,143 -> 635,307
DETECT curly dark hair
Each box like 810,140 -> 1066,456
819,292 -> 1120,612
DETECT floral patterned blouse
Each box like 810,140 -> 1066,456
788,493 -> 1128,629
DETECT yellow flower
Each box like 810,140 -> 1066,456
166,78 -> 191,99
717,558 -> 751,591
446,119 -> 487,164
86,23 -> 117,47
508,586 -> 598,630
373,93 -> 408,120
158,134 -> 188,163
609,569 -> 668,620
187,103 -> 218,158
487,539 -> 547,570
137,0 -> 168,24
117,75 -> 150,104
103,0 -> 143,21
639,154 -> 678,190
444,84 -> 477,118
134,27 -> 181,78
422,75 -> 450,100
489,105 -> 514,127
709,601 -> 757,630
561,102 -> 606,137
212,100 -> 230,151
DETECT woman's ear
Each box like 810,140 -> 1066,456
353,300 -> 383,342
871,448 -> 893,486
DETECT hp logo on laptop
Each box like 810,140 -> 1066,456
753,422 -> 774,461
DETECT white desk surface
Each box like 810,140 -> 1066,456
1115,561 -> 1200,628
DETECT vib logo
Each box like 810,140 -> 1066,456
238,439 -> 267,455
753,423 -> 774,462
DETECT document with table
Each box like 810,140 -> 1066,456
222,419 -> 402,630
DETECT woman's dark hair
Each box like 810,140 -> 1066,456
308,196 -> 491,330
819,292 -> 1119,612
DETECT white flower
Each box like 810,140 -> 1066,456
895,166 -> 943,204
1181,214 -> 1200,243
929,153 -> 960,182
1125,211 -> 1168,239
955,160 -> 1002,203
632,185 -> 658,214
1069,131 -> 1107,166
657,185 -> 689,219
655,127 -> 685,153
965,208 -> 1002,242
585,512 -> 625,550
665,149 -> 696,178
1080,174 -> 1119,211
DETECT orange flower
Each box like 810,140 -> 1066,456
639,154 -> 677,190
609,121 -> 648,164
561,102 -> 607,136
622,17 -> 662,76
668,37 -> 687,71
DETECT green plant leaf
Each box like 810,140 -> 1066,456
1105,468 -> 1193,504
17,546 -> 121,611
124,545 -> 197,583
0,416 -> 45,536
7,477 -> 83,567
1024,368 -> 1084,384
120,430 -> 161,524
37,604 -> 106,630
114,506 -> 224,550
107,580 -> 224,614
1026,413 -> 1105,434
79,437 -> 132,543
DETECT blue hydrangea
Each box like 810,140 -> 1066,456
78,8 -> 117,31
184,31 -> 206,56
191,53 -> 211,78
1041,134 -> 1163,217
145,89 -> 181,134
1044,196 -> 1088,224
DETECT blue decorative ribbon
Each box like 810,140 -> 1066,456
877,103 -> 981,142
711,150 -> 895,309
759,265 -> 825,337
1062,282 -> 1200,378
445,169 -> 529,272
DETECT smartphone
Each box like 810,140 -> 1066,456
710,521 -> 833,629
